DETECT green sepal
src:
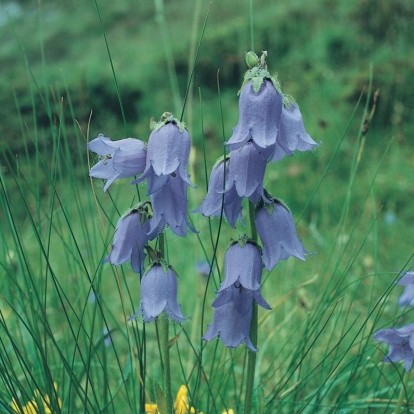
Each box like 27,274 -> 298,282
257,190 -> 291,216
154,382 -> 167,414
227,234 -> 262,253
121,201 -> 153,225
238,51 -> 283,95
150,111 -> 186,132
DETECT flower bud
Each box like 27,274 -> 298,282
245,51 -> 259,68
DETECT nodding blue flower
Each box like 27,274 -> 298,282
132,117 -> 194,193
225,79 -> 283,151
148,173 -> 197,238
373,323 -> 414,371
103,206 -> 152,273
213,240 -> 270,310
88,134 -> 146,192
128,264 -> 186,323
255,198 -> 307,271
226,141 -> 272,202
271,102 -> 320,162
203,293 -> 257,352
398,272 -> 414,307
193,157 -> 243,229
212,282 -> 271,316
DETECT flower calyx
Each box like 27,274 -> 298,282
150,111 -> 186,132
229,234 -> 261,252
239,50 -> 282,95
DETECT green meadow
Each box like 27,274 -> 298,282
1,0 -> 413,412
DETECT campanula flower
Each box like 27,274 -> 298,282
129,264 -> 186,323
225,79 -> 283,151
255,198 -> 307,271
88,134 -> 146,192
212,282 -> 271,316
226,141 -> 272,202
398,271 -> 414,307
271,101 -> 320,162
103,204 -> 152,273
203,292 -> 257,352
373,323 -> 414,371
212,240 -> 270,312
132,113 -> 194,193
148,172 -> 197,238
193,157 -> 243,228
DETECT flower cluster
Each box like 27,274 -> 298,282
199,51 -> 316,351
88,112 -> 195,322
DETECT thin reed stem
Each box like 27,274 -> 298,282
395,370 -> 410,414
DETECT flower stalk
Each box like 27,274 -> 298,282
244,200 -> 259,414
157,231 -> 173,414
158,312 -> 173,413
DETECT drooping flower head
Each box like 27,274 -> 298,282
88,134 -> 146,192
132,112 -> 194,193
193,156 -> 243,228
255,196 -> 308,271
398,271 -> 414,307
203,293 -> 257,352
373,323 -> 414,371
225,51 -> 283,152
128,262 -> 186,323
148,171 -> 197,238
130,112 -> 197,238
272,100 -> 321,162
103,202 -> 153,273
225,141 -> 272,202
213,237 -> 270,312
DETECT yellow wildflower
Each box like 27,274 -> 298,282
146,384 -> 235,414
11,383 -> 62,414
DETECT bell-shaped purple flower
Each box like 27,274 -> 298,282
148,173 -> 196,238
213,240 -> 271,312
398,272 -> 414,307
213,282 -> 271,316
132,120 -> 193,193
225,80 -> 283,151
103,206 -> 151,273
88,134 -> 146,192
271,102 -> 320,162
203,291 -> 257,352
255,199 -> 307,271
128,264 -> 186,323
373,323 -> 414,371
225,141 -> 271,202
193,157 -> 243,228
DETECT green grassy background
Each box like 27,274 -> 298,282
1,0 -> 414,412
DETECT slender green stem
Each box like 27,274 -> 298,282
159,313 -> 173,413
156,231 -> 173,413
244,201 -> 258,414
395,370 -> 410,414
249,0 -> 254,51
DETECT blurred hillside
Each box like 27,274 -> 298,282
1,0 -> 414,234
1,0 -> 413,155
